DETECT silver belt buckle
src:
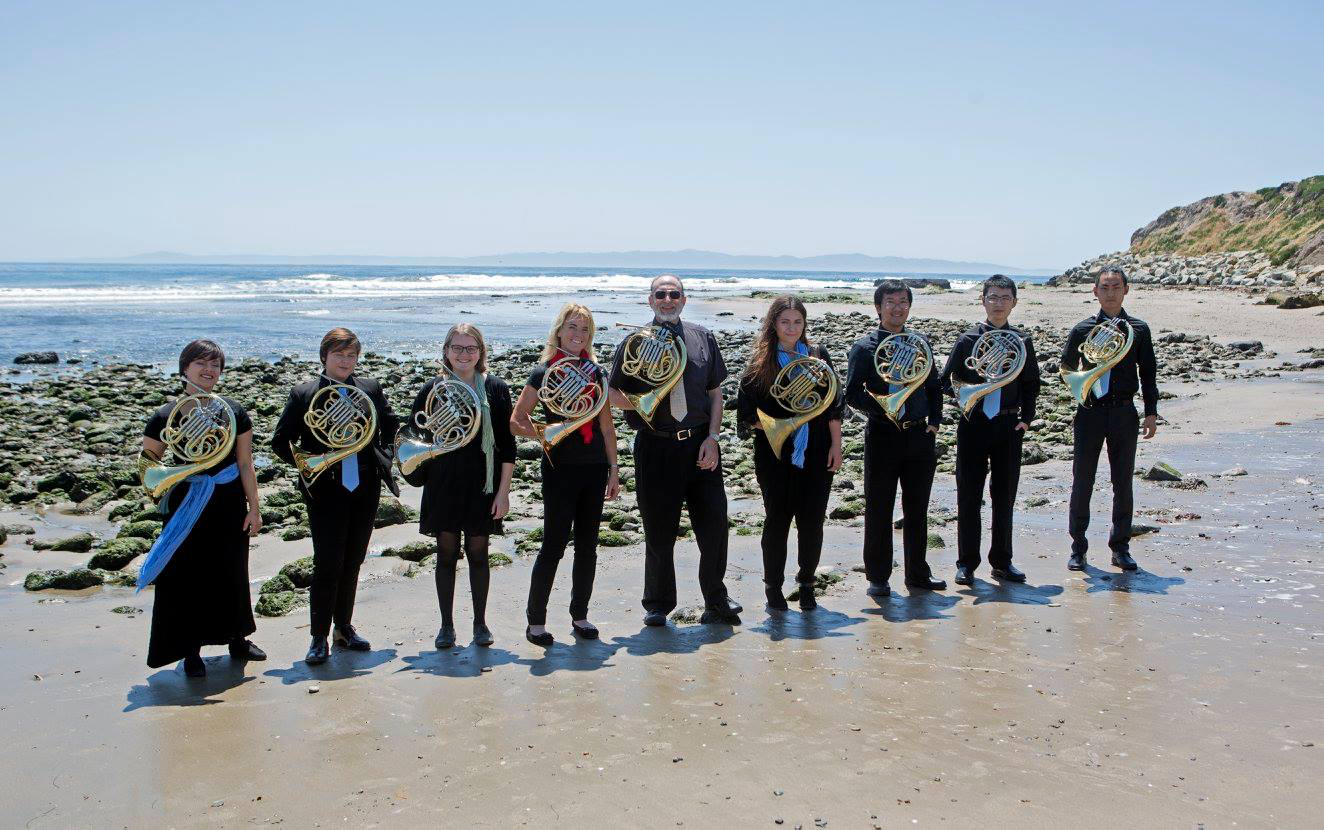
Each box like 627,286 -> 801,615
675,428 -> 692,441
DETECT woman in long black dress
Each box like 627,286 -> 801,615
140,339 -> 263,677
409,324 -> 515,649
736,296 -> 843,611
510,302 -> 620,646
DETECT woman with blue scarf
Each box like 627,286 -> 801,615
140,339 -> 264,678
736,296 -> 844,612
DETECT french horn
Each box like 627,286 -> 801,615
871,332 -> 932,424
956,329 -> 1026,417
613,323 -> 687,427
756,355 -> 838,459
1060,317 -> 1134,405
395,368 -> 483,476
291,380 -> 377,487
535,356 -> 608,457
139,391 -> 237,500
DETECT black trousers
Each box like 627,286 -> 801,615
306,482 -> 380,638
862,419 -> 937,585
955,413 -> 1023,570
526,461 -> 608,625
633,431 -> 730,614
1069,404 -> 1139,556
754,446 -> 833,588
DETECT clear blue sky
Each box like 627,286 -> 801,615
1,1 -> 1320,269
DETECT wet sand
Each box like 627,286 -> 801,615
2,288 -> 1323,827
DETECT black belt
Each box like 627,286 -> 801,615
641,427 -> 707,441
871,416 -> 928,430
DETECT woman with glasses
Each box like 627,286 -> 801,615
409,324 -> 516,649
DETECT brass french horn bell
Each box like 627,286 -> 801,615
871,332 -> 932,424
613,323 -> 687,427
139,392 -> 237,500
756,355 -> 838,459
291,381 -> 378,486
1060,317 -> 1134,405
535,356 -> 608,457
956,329 -> 1026,417
395,368 -> 483,476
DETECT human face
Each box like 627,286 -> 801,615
876,291 -> 911,332
648,278 -> 686,323
1093,273 -> 1128,316
447,334 -> 481,377
982,289 -> 1017,327
774,308 -> 805,351
183,356 -> 222,392
558,314 -> 592,355
324,346 -> 359,382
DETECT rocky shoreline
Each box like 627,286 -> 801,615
1049,250 -> 1324,299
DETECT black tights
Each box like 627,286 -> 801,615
434,532 -> 490,627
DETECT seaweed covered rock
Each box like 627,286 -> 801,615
32,532 -> 96,552
87,537 -> 151,570
24,567 -> 104,591
278,556 -> 315,588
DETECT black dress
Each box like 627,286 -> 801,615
413,374 -> 516,537
142,396 -> 257,668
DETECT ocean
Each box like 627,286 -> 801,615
0,263 -> 1046,367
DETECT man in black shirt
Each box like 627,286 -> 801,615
1060,266 -> 1159,572
608,275 -> 741,626
845,279 -> 946,595
939,275 -> 1040,586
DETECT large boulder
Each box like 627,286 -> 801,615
87,537 -> 152,570
24,567 -> 104,591
14,351 -> 59,365
278,556 -> 315,589
31,532 -> 96,553
373,497 -> 418,528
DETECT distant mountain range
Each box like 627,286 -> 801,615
81,249 -> 1057,276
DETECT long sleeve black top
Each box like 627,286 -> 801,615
271,374 -> 401,497
736,343 -> 844,463
845,327 -> 942,427
938,321 -> 1041,423
1059,308 -> 1159,417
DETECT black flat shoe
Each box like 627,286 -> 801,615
526,626 -> 554,647
765,586 -> 788,611
905,577 -> 948,591
434,624 -> 456,650
866,581 -> 891,597
991,564 -> 1027,583
954,565 -> 974,586
797,584 -> 818,610
571,621 -> 599,639
333,625 -> 371,651
228,638 -> 267,661
305,637 -> 329,666
724,597 -> 743,614
643,611 -> 667,627
473,623 -> 494,647
1111,552 -> 1138,571
183,654 -> 206,678
1067,553 -> 1087,571
699,606 -> 741,625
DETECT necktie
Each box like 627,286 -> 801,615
982,386 -> 1001,418
889,383 -> 905,420
667,326 -> 687,423
1094,370 -> 1110,398
337,388 -> 359,492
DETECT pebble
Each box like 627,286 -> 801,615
308,685 -> 320,694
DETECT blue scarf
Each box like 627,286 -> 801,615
777,342 -> 811,468
136,463 -> 239,592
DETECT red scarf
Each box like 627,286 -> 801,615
553,348 -> 598,445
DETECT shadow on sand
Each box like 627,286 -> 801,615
859,590 -> 962,622
748,607 -> 865,641
609,622 -> 739,658
959,578 -> 1066,606
124,657 -> 257,712
262,647 -> 398,686
1083,565 -> 1185,595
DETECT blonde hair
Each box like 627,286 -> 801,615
442,323 -> 488,373
541,303 -> 598,363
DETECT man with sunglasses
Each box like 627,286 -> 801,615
608,275 -> 741,626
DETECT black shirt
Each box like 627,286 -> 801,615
939,321 -> 1041,423
271,374 -> 401,497
608,319 -> 728,433
736,343 -> 844,461
845,327 -> 942,427
525,358 -> 608,466
408,373 -> 517,479
1060,308 -> 1159,417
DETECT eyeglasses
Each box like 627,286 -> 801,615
983,294 -> 1015,304
448,344 -> 480,355
653,290 -> 683,300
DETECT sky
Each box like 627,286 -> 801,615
1,1 -> 1320,270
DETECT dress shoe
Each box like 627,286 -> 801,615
699,606 -> 741,625
905,577 -> 948,591
434,624 -> 457,650
765,586 -> 789,611
473,623 -> 495,647
228,638 -> 267,661
1067,553 -> 1087,571
570,620 -> 599,639
305,637 -> 329,666
725,597 -> 744,614
643,611 -> 668,627
1111,552 -> 1138,571
332,625 -> 371,651
866,581 -> 891,597
991,563 -> 1027,583
953,565 -> 974,586
797,584 -> 818,611
525,626 -> 554,647
183,654 -> 206,678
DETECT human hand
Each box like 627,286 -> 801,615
491,491 -> 510,520
1015,422 -> 1029,432
243,508 -> 262,537
1141,415 -> 1158,440
696,436 -> 720,470
827,443 -> 843,472
605,469 -> 621,501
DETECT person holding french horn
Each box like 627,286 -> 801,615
138,339 -> 264,678
735,295 -> 843,611
510,303 -> 621,646
938,275 -> 1040,586
400,323 -> 515,650
272,327 -> 400,666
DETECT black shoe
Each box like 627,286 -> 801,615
866,581 -> 891,597
1067,553 -> 1087,571
332,625 -> 371,651
954,565 -> 974,586
228,638 -> 267,661
473,623 -> 494,647
525,626 -> 554,647
905,577 -> 948,591
1111,552 -> 1138,571
991,563 -> 1027,583
571,621 -> 599,639
724,597 -> 744,614
765,586 -> 789,611
643,611 -> 668,627
183,654 -> 206,678
305,637 -> 329,666
797,584 -> 818,611
700,606 -> 741,625
434,624 -> 456,650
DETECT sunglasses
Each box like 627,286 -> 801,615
653,290 -> 683,300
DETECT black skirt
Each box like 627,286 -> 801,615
419,446 -> 503,537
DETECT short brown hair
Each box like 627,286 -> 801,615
319,327 -> 361,364
178,339 -> 225,375
443,323 -> 488,373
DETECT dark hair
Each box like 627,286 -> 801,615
742,295 -> 811,391
1095,266 -> 1128,286
178,339 -> 225,375
982,274 -> 1017,298
873,279 -> 913,306
319,327 -> 362,364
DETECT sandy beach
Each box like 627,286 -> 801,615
2,283 -> 1322,828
